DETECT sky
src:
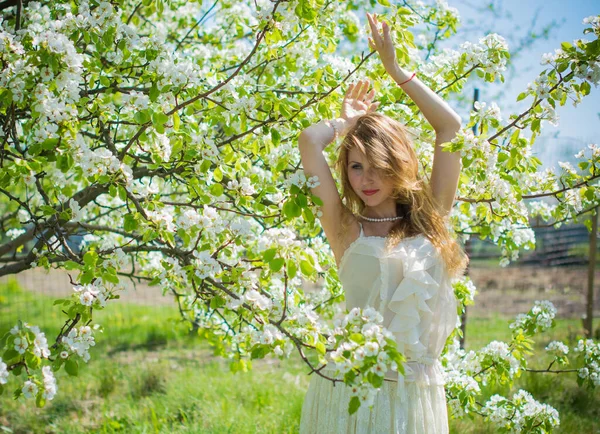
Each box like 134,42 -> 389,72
444,0 -> 599,168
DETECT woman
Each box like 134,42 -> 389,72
297,12 -> 469,434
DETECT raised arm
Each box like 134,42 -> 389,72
298,80 -> 379,264
367,12 -> 462,217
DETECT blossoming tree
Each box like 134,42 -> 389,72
0,0 -> 599,431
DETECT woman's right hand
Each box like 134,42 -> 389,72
340,79 -> 380,132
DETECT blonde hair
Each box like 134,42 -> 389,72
333,112 -> 468,279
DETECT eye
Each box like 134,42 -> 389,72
351,164 -> 361,169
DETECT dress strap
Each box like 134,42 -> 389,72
358,222 -> 364,238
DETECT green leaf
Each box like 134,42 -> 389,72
557,61 -> 569,73
57,153 -> 74,172
263,248 -> 277,262
283,200 -> 301,219
315,341 -> 326,355
510,129 -> 520,145
210,296 -> 226,309
3,348 -> 19,363
311,195 -> 324,207
250,344 -> 270,359
118,185 -> 128,202
149,84 -> 160,102
581,81 -> 591,96
64,260 -> 80,270
584,187 -> 594,201
65,359 -> 79,376
134,110 -> 150,124
102,271 -> 119,285
271,128 -> 281,145
213,167 -> 223,182
25,352 -> 41,370
40,205 -> 56,216
124,213 -> 137,232
302,207 -> 315,224
108,185 -> 118,198
209,183 -> 223,196
269,257 -> 285,272
286,259 -> 297,279
299,259 -> 314,275
173,112 -> 180,131
80,269 -> 94,284
294,0 -> 317,21
295,193 -> 308,208
152,111 -> 169,129
83,251 -> 97,267
348,396 -> 361,415
368,372 -> 383,388
99,75 -> 111,87
13,386 -> 22,400
349,333 -> 365,345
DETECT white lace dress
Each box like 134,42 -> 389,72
299,222 -> 458,433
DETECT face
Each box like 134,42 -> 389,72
347,148 -> 395,205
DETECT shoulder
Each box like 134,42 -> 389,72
332,212 -> 361,268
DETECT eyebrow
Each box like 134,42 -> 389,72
348,161 -> 362,164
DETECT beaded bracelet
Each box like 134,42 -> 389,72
325,119 -> 339,141
331,120 -> 339,141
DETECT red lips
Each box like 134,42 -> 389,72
363,190 -> 379,196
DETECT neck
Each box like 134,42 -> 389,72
362,203 -> 397,219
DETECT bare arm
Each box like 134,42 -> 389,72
298,118 -> 348,152
298,80 -> 379,263
366,13 -> 462,132
367,13 -> 462,216
298,120 -> 348,263
388,65 -> 462,133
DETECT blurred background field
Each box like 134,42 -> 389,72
1,220 -> 600,433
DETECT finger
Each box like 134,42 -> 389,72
352,80 -> 364,100
357,80 -> 369,100
350,80 -> 363,99
368,37 -> 376,51
372,21 -> 384,47
368,102 -> 381,112
356,80 -> 369,101
344,83 -> 355,99
364,88 -> 376,103
366,12 -> 376,36
382,21 -> 394,46
366,13 -> 382,46
356,80 -> 370,101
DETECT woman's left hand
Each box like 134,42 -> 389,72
340,79 -> 380,130
366,12 -> 399,77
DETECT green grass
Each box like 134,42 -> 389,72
452,314 -> 600,433
1,279 -> 599,433
0,279 -> 307,433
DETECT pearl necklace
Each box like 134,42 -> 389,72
356,213 -> 403,222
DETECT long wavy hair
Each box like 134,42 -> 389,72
333,112 -> 468,279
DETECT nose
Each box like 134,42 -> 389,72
363,167 -> 378,182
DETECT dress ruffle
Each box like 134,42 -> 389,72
386,237 -> 441,362
382,237 -> 444,417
